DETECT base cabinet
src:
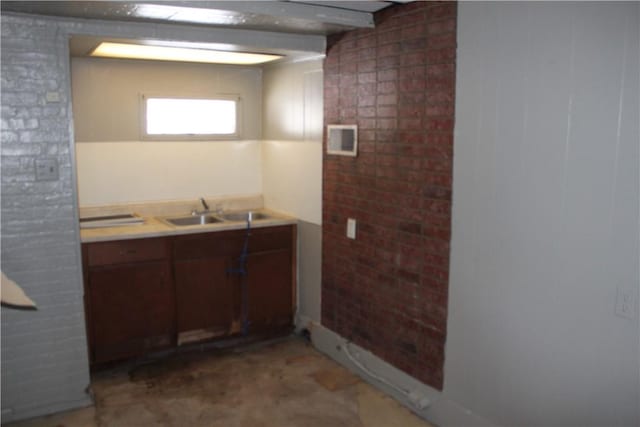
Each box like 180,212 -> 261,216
246,249 -> 293,333
173,225 -> 295,343
82,225 -> 296,365
83,237 -> 174,364
174,256 -> 238,345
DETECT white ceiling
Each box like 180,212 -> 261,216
1,1 -> 400,35
1,1 -> 407,62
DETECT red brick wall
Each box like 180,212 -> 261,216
322,1 -> 456,390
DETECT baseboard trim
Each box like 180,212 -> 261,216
2,395 -> 93,424
305,320 -> 495,427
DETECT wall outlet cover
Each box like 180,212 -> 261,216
615,286 -> 636,319
347,218 -> 356,239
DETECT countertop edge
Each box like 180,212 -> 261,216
80,215 -> 298,243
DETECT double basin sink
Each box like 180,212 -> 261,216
161,211 -> 272,227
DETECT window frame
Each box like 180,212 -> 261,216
140,94 -> 242,141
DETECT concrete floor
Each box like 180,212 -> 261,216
7,337 -> 434,427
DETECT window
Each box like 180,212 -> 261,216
142,96 -> 240,140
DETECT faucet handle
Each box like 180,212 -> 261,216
199,197 -> 210,212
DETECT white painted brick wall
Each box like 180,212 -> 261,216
1,14 -> 91,423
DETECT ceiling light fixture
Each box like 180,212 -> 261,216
90,42 -> 283,65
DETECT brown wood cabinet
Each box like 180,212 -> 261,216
246,249 -> 293,333
82,224 -> 296,365
173,232 -> 239,345
82,237 -> 174,364
173,225 -> 295,342
235,224 -> 296,333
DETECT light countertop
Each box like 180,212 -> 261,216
80,209 -> 297,243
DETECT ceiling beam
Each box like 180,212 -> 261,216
14,11 -> 327,55
146,1 -> 375,28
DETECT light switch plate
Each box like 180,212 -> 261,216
45,91 -> 61,103
35,158 -> 59,181
347,218 -> 356,239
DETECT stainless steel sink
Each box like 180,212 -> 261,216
162,214 -> 224,226
160,210 -> 272,227
220,211 -> 271,222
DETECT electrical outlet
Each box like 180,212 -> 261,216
347,218 -> 356,239
615,286 -> 636,319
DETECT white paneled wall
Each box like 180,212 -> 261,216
72,57 -> 264,206
446,2 -> 639,426
262,59 -> 323,225
76,141 -> 262,206
262,140 -> 322,224
262,59 -> 323,324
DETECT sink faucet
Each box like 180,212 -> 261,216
200,197 -> 210,212
192,197 -> 210,216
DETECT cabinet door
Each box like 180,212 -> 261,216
245,249 -> 293,333
88,260 -> 173,363
174,256 -> 238,345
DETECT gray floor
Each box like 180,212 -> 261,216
7,337 -> 434,427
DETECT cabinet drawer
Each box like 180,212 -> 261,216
173,225 -> 294,260
243,226 -> 293,253
86,238 -> 168,267
173,234 -> 230,260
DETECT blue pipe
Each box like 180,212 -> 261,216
227,219 -> 251,335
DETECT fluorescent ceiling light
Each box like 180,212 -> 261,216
90,42 -> 283,65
